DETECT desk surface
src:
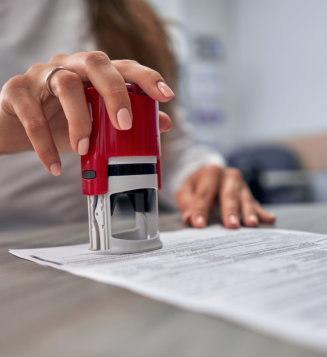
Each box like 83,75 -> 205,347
1,204 -> 327,357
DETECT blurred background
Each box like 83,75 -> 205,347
148,0 -> 327,204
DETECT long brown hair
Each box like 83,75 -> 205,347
89,0 -> 176,120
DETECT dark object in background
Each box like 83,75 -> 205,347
227,145 -> 313,204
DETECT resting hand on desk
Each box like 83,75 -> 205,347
0,51 -> 173,175
176,165 -> 276,229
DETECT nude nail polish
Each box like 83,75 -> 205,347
117,108 -> 132,130
195,215 -> 205,226
50,162 -> 61,176
157,81 -> 175,98
249,214 -> 258,225
229,215 -> 239,226
78,137 -> 89,156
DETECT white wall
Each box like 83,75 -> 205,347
228,0 -> 327,145
148,0 -> 327,149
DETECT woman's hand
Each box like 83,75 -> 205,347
0,51 -> 173,176
176,165 -> 276,229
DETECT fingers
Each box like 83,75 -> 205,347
176,164 -> 277,230
220,168 -> 276,228
1,52 -> 174,177
254,202 -> 276,224
158,111 -> 172,132
239,185 -> 276,226
27,63 -> 92,156
49,53 -> 174,151
189,166 -> 222,227
49,69 -> 92,154
239,184 -> 259,227
176,166 -> 222,228
238,181 -> 276,227
112,60 -> 175,102
11,91 -> 61,175
176,163 -> 276,230
176,174 -> 195,224
50,52 -> 132,131
220,168 -> 243,229
50,53 -> 174,133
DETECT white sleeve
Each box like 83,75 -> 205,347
159,105 -> 226,209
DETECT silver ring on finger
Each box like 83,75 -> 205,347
45,66 -> 66,96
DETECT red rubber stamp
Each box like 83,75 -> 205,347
81,84 -> 162,253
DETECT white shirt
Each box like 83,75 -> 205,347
0,0 -> 224,231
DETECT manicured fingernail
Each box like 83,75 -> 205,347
117,108 -> 132,130
195,215 -> 205,227
249,214 -> 258,225
78,137 -> 89,156
157,81 -> 175,98
50,162 -> 61,176
229,214 -> 239,226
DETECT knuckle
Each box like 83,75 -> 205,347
55,71 -> 81,92
37,146 -> 53,158
105,87 -> 126,98
24,117 -> 45,135
4,75 -> 28,93
102,82 -> 128,98
223,201 -> 239,213
118,60 -> 162,81
206,165 -> 222,176
227,168 -> 243,180
25,62 -> 46,76
49,53 -> 67,64
143,66 -> 162,80
83,51 -> 110,67
241,186 -> 254,201
113,59 -> 139,71
222,189 -> 239,202
197,187 -> 211,201
119,59 -> 139,67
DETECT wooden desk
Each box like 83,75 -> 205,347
1,204 -> 327,357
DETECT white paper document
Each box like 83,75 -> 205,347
9,226 -> 327,352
